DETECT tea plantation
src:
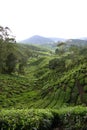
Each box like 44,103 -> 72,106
0,41 -> 87,129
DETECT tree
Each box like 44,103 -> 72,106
0,26 -> 16,73
0,26 -> 16,43
49,58 -> 65,71
6,53 -> 17,74
55,42 -> 66,55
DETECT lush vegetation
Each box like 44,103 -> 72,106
0,106 -> 87,130
0,26 -> 87,129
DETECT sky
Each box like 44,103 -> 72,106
0,0 -> 87,41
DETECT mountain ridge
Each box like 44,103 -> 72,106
21,35 -> 66,44
21,35 -> 87,45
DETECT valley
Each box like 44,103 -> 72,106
0,33 -> 87,129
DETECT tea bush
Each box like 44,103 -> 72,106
0,106 -> 87,130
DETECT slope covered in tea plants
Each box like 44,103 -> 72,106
0,44 -> 87,108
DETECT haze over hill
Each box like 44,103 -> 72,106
21,35 -> 66,44
66,39 -> 87,46
21,35 -> 87,43
20,35 -> 87,52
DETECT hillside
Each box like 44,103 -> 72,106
0,41 -> 87,129
0,42 -> 87,109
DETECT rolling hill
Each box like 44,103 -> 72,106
0,42 -> 87,108
0,41 -> 87,129
1,25 -> 87,130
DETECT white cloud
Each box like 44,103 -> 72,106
0,0 -> 87,40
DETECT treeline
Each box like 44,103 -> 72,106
49,43 -> 87,72
0,26 -> 29,74
0,42 -> 31,74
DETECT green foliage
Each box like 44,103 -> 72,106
18,57 -> 27,74
55,42 -> 66,55
0,106 -> 87,130
0,35 -> 87,129
6,53 -> 17,74
84,85 -> 87,92
0,40 -> 87,109
0,25 -> 16,43
49,58 -> 65,71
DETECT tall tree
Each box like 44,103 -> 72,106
0,26 -> 16,43
55,42 -> 66,55
0,26 -> 16,73
6,53 -> 17,74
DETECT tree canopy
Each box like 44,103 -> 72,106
0,25 -> 16,43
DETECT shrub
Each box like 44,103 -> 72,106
0,107 -> 87,130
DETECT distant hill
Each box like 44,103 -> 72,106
66,39 -> 87,46
49,37 -> 66,42
21,35 -> 54,44
21,36 -> 87,51
21,35 -> 87,45
21,35 -> 66,44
